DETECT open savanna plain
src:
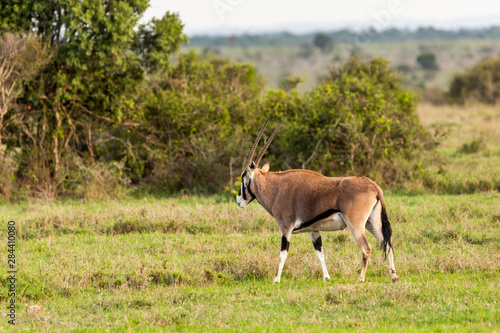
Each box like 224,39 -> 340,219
205,39 -> 500,91
1,103 -> 500,332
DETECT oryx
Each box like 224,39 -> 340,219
236,117 -> 399,283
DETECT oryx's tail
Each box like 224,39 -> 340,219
380,203 -> 392,258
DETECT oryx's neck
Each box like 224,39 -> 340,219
251,171 -> 281,216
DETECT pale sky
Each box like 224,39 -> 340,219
141,0 -> 500,35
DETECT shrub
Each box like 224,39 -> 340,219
64,158 -> 131,200
457,139 -> 486,154
262,57 -> 440,186
449,57 -> 500,104
124,51 -> 265,193
396,63 -> 412,73
416,51 -> 438,70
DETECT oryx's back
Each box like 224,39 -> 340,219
267,170 -> 382,220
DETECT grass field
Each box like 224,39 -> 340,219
417,103 -> 500,193
1,192 -> 500,331
1,103 -> 500,331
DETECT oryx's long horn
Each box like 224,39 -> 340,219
245,116 -> 270,171
255,118 -> 284,168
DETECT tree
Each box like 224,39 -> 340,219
416,51 -> 438,70
313,33 -> 334,53
0,0 -> 186,197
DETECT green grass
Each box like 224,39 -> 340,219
416,103 -> 500,193
1,193 -> 499,331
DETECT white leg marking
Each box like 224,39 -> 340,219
273,250 -> 288,284
309,232 -> 330,282
315,250 -> 330,282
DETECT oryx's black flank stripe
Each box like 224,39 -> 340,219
281,235 -> 290,251
312,235 -> 322,252
293,209 -> 341,231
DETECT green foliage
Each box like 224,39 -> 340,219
65,159 -> 131,200
1,1 -> 186,198
263,57 -> 439,186
126,51 -> 265,192
449,57 -> 500,104
416,51 -> 438,70
133,12 -> 188,73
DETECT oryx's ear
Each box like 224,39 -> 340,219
261,161 -> 270,172
249,161 -> 256,171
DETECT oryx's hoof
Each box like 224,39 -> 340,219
392,275 -> 399,283
272,277 -> 280,284
323,276 -> 331,282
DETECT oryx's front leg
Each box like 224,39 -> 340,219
273,234 -> 291,283
309,232 -> 331,282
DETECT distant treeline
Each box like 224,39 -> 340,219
190,26 -> 500,47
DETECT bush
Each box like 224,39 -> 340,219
64,158 -> 131,200
416,51 -> 438,70
457,139 -> 486,154
262,57 -> 440,186
449,57 -> 500,104
123,51 -> 265,193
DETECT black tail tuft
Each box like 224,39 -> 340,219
381,204 -> 392,259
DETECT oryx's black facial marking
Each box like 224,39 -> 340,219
241,183 -> 247,200
240,171 -> 248,200
247,179 -> 256,201
293,209 -> 341,231
281,235 -> 290,252
313,235 -> 323,252
239,171 -> 256,203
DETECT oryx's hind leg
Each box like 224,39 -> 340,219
309,232 -> 331,281
366,201 -> 399,283
341,206 -> 373,283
